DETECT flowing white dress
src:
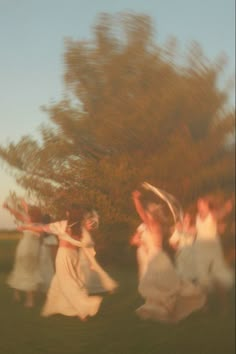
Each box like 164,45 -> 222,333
78,228 -> 118,294
136,226 -> 206,323
169,229 -> 197,282
194,213 -> 234,291
134,224 -> 150,280
38,234 -> 58,292
41,221 -> 102,319
7,231 -> 42,292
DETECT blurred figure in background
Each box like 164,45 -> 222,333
193,195 -> 234,311
169,211 -> 197,282
130,222 -> 150,281
3,198 -> 42,308
78,207 -> 118,294
38,214 -> 58,293
131,185 -> 206,323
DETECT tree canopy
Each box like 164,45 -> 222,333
0,13 -> 235,232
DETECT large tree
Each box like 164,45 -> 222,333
0,13 -> 235,236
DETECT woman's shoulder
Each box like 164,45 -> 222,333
48,220 -> 68,235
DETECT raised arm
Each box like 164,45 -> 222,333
212,199 -> 233,221
132,190 -> 149,224
20,198 -> 29,215
3,202 -> 31,223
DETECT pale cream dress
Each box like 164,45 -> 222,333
136,226 -> 206,323
194,213 -> 234,291
7,231 -> 42,291
78,228 -> 118,294
41,221 -> 102,319
169,229 -> 197,282
38,234 -> 58,292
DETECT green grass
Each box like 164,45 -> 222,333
0,239 -> 235,354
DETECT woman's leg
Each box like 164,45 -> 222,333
24,291 -> 34,307
13,289 -> 21,302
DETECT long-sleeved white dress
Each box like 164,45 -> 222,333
41,221 -> 102,319
7,231 -> 42,292
135,225 -> 206,323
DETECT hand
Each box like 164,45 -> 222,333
132,190 -> 141,199
225,200 -> 233,213
2,202 -> 8,209
130,233 -> 141,246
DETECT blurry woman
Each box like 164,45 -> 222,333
132,187 -> 206,323
38,214 -> 58,293
3,199 -> 42,307
19,205 -> 117,319
193,196 -> 234,306
78,208 -> 118,294
169,212 -> 197,282
130,223 -> 149,280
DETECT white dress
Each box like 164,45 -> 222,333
136,226 -> 206,323
41,221 -> 102,319
78,228 -> 118,294
169,229 -> 197,282
7,231 -> 42,292
135,223 -> 156,280
38,234 -> 58,292
194,213 -> 234,291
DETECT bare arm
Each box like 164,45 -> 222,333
132,190 -> 149,224
18,223 -> 49,233
20,199 -> 29,215
18,223 -> 84,247
212,200 -> 233,221
3,202 -> 31,223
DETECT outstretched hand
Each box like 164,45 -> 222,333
132,190 -> 141,199
225,199 -> 233,213
2,202 -> 8,209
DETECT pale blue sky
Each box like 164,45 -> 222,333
0,0 -> 235,228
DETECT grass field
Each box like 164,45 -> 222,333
0,237 -> 235,354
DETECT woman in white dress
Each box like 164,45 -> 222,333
3,200 -> 42,307
38,214 -> 58,293
132,185 -> 206,323
169,212 -> 197,282
19,205 -> 117,319
78,208 -> 118,294
194,197 -> 234,292
130,223 -> 150,280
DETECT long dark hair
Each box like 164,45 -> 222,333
28,206 -> 42,223
66,204 -> 86,238
41,214 -> 52,239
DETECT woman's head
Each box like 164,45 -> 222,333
41,213 -> 51,224
66,204 -> 99,236
66,204 -> 85,236
28,206 -> 42,223
197,197 -> 210,214
146,201 -> 175,236
83,208 -> 99,231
